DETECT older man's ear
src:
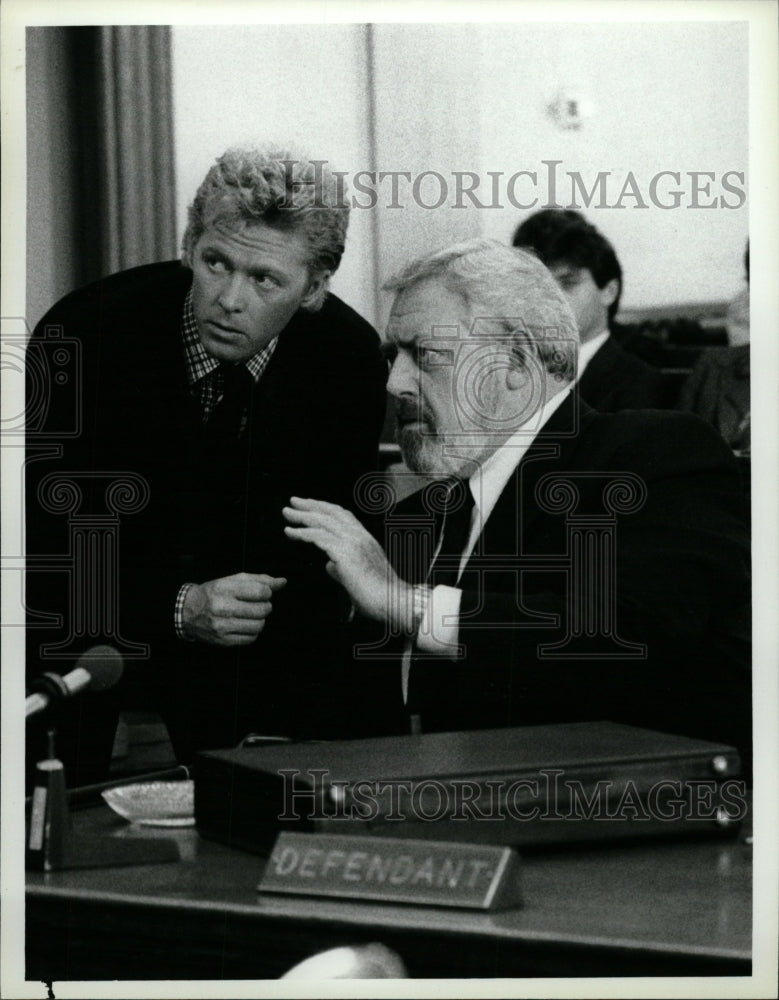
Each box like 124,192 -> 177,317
506,363 -> 531,391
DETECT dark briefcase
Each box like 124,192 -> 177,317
194,721 -> 745,855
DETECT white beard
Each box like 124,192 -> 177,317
398,425 -> 496,478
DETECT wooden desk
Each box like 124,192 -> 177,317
26,806 -> 751,980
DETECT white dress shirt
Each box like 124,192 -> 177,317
402,385 -> 572,700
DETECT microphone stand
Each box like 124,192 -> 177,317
26,726 -> 180,872
26,728 -> 71,871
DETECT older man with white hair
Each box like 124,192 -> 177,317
284,240 -> 750,752
284,238 -> 751,760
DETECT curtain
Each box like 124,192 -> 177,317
70,26 -> 177,282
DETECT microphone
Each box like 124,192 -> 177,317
26,645 -> 124,719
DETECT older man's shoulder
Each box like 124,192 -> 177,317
581,405 -> 738,473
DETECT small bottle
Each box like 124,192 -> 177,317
26,729 -> 72,871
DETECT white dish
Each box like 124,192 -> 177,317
102,780 -> 195,827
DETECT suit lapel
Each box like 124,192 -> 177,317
242,307 -> 310,459
390,395 -> 598,582
462,393 -> 596,571
578,337 -> 619,408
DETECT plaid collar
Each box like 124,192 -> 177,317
181,287 -> 278,387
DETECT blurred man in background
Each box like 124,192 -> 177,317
513,209 -> 666,412
680,240 -> 750,452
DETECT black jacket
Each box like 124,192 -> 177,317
26,261 -> 388,771
372,395 -> 751,761
578,335 -> 667,411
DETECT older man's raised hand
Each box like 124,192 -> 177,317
283,497 -> 414,632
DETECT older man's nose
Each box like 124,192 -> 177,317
386,350 -> 416,398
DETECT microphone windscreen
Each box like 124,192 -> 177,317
75,645 -> 124,692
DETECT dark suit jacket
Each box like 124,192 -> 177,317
578,335 -> 667,411
678,345 -> 750,450
26,261 -> 388,774
374,395 -> 751,761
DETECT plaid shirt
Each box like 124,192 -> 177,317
175,288 -> 279,638
181,288 -> 278,422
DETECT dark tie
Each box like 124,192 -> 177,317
406,478 -> 474,735
207,363 -> 254,442
428,478 -> 475,587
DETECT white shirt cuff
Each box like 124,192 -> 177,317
415,584 -> 462,656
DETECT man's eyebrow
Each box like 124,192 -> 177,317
385,319 -> 414,343
199,243 -> 230,261
388,330 -> 421,349
248,264 -> 285,281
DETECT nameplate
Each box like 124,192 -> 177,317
258,832 -> 521,910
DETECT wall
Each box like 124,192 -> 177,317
171,24 -> 376,326
475,21 -> 749,309
171,21 -> 747,330
27,21 -> 748,332
370,23 -> 484,329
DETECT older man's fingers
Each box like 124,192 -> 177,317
284,503 -> 364,541
288,497 -> 356,525
282,507 -> 354,540
282,505 -> 329,526
288,496 -> 343,511
284,526 -> 352,565
283,524 -> 332,548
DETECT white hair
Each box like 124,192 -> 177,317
384,238 -> 580,381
